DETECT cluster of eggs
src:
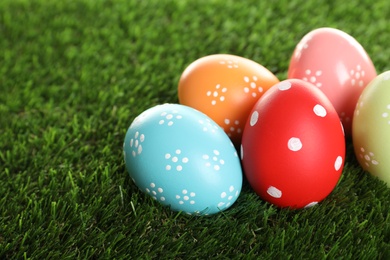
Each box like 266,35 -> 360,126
124,27 -> 389,215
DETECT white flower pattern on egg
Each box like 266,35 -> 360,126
158,110 -> 183,126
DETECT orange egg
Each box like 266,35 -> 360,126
178,54 -> 279,145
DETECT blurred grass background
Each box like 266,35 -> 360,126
0,0 -> 389,258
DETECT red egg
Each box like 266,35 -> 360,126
241,79 -> 345,209
288,27 -> 377,136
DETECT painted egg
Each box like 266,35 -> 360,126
288,27 -> 377,136
241,79 -> 346,209
353,71 -> 390,187
123,103 -> 243,215
178,54 -> 279,145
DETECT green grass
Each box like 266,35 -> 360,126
1,0 -> 390,258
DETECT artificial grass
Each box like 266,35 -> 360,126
0,0 -> 389,258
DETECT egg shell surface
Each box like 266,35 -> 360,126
241,79 -> 345,209
353,71 -> 390,187
123,104 -> 243,215
288,27 -> 377,136
178,54 -> 279,145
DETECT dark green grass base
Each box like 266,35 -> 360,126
1,0 -> 390,259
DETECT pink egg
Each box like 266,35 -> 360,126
288,27 -> 377,136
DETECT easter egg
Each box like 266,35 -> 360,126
288,27 -> 377,136
123,103 -> 243,215
353,71 -> 390,187
241,79 -> 345,208
178,54 -> 279,145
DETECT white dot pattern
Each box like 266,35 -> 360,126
145,182 -> 165,201
219,58 -> 239,69
302,69 -> 322,87
243,75 -> 263,98
358,147 -> 379,167
223,118 -> 241,137
176,189 -> 196,205
277,81 -> 292,91
334,156 -> 343,171
313,104 -> 327,117
206,84 -> 227,106
165,149 -> 189,172
288,137 -> 302,151
350,64 -> 365,87
267,186 -> 282,198
250,111 -> 259,126
198,118 -> 218,133
304,201 -> 318,208
217,185 -> 238,209
129,131 -> 145,157
159,110 -> 182,126
202,150 -> 224,171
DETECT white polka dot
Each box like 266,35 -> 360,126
145,188 -> 150,193
372,160 -> 379,165
190,192 -> 196,197
165,153 -> 171,159
304,201 -> 318,208
165,165 -> 171,170
267,186 -> 282,198
135,132 -> 139,138
213,150 -> 220,155
252,92 -> 257,98
184,196 -> 189,201
229,186 -> 234,192
130,139 -> 134,147
182,189 -> 187,194
218,202 -> 225,207
220,96 -> 225,101
179,201 -> 184,204
158,188 -> 163,193
250,82 -> 256,88
160,197 -> 165,201
382,112 -> 388,118
222,88 -> 227,93
176,165 -> 183,171
203,154 -> 209,160
211,100 -> 216,105
176,195 -> 180,199
244,76 -> 250,82
140,134 -> 145,142
250,111 -> 259,126
313,104 -> 327,117
244,87 -> 249,93
190,201 -> 195,204
213,91 -> 218,97
135,140 -> 139,148
176,115 -> 182,119
334,156 -> 343,171
305,69 -> 311,75
166,114 -> 173,120
132,151 -> 136,157
182,157 -> 189,163
221,192 -> 227,198
288,137 -> 302,151
224,119 -> 230,125
220,159 -> 225,165
213,156 -> 218,161
150,183 -> 155,188
172,157 -> 178,162
364,155 -> 370,161
214,165 -> 220,171
278,81 -> 291,91
137,145 -> 142,154
152,191 -> 157,195
253,76 -> 258,81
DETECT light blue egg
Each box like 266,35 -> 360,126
123,103 -> 243,215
